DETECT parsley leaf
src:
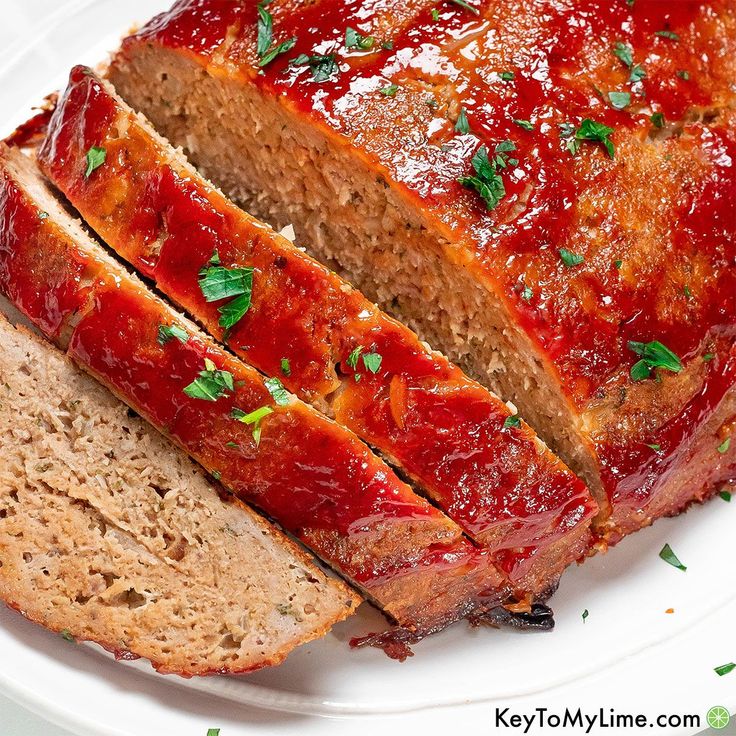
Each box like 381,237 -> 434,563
157,323 -> 189,345
450,0 -> 480,15
379,83 -> 398,97
608,91 -> 631,110
655,30 -> 679,40
629,64 -> 646,83
499,70 -> 515,81
513,119 -> 534,131
184,359 -> 234,402
650,112 -> 665,128
84,147 -> 106,178
346,346 -> 363,369
613,41 -> 633,68
627,340 -> 682,381
362,352 -> 383,374
659,543 -> 686,571
291,53 -> 338,82
458,143 -> 516,211
720,490 -> 732,502
676,69 -> 690,80
345,26 -> 375,50
559,248 -> 584,268
455,107 -> 470,134
715,663 -> 736,677
264,376 -> 290,406
280,357 -> 291,376
198,254 -> 254,331
207,729 -> 221,736
257,3 -> 273,56
503,414 -> 521,428
582,609 -> 589,623
60,629 -> 75,642
232,405 -> 274,446
259,37 -> 297,67
717,437 -> 731,454
574,119 -> 615,158
520,285 -> 533,300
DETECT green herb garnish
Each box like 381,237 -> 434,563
659,543 -> 687,571
256,3 -> 297,67
281,357 -> 291,376
232,405 -> 274,446
346,346 -> 363,369
520,285 -> 533,300
199,252 -> 254,331
559,248 -> 584,268
291,53 -> 338,82
499,70 -> 515,81
60,629 -> 75,642
84,147 -> 106,178
513,119 -> 534,131
259,37 -> 297,67
646,443 -> 662,452
379,83 -> 399,97
184,359 -> 234,402
613,41 -> 633,68
629,65 -> 646,83
720,490 -> 732,502
650,112 -> 665,128
157,324 -> 189,346
264,376 -> 290,406
362,352 -> 383,374
608,91 -> 631,110
628,340 -> 682,381
717,437 -> 731,454
582,609 -> 589,623
345,26 -> 375,50
455,107 -> 470,134
676,69 -> 690,80
655,30 -> 679,40
458,142 -> 516,211
715,663 -> 736,677
574,119 -> 615,158
450,0 -> 480,15
503,414 -> 521,428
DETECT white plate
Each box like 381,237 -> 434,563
1,3 -> 735,734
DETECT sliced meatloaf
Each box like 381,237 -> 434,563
109,0 -> 736,544
38,66 -> 596,600
0,144 -> 504,644
0,315 -> 357,676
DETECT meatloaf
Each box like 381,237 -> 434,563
109,0 -> 736,544
0,144 -> 504,644
0,315 -> 357,676
39,66 -> 596,599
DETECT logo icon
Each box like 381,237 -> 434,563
707,705 -> 731,730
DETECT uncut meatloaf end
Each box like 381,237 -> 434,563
108,0 -> 736,544
0,315 -> 358,677
0,144 -> 507,646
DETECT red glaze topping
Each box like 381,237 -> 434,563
40,66 -> 596,588
0,148 -> 508,630
121,0 -> 736,527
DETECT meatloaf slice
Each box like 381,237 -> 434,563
0,315 -> 357,676
39,66 -> 596,599
109,0 -> 736,544
0,145 -> 504,643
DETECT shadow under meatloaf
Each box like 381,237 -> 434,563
38,66 -> 597,603
108,0 -> 736,546
0,315 -> 359,676
0,144 -> 507,653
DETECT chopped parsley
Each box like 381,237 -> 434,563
646,443 -> 662,452
157,323 -> 189,346
573,119 -> 615,158
345,26 -> 375,51
264,376 -> 290,406
582,609 -> 589,623
184,359 -> 234,402
290,53 -> 338,82
503,414 -> 521,428
614,259 -> 623,269
379,83 -> 399,97
613,41 -> 633,68
559,248 -> 584,268
362,351 -> 383,374
449,0 -> 480,15
655,30 -> 679,41
280,357 -> 291,376
629,64 -> 646,83
676,69 -> 690,80
520,285 -> 533,300
232,405 -> 274,446
650,112 -> 665,128
84,146 -> 106,178
431,8 -> 440,20
207,730 -> 221,736
513,119 -> 534,131
720,490 -> 732,502
60,629 -> 75,642
717,437 -> 731,454
38,211 -> 49,220
628,340 -> 682,381
659,543 -> 686,571
703,352 -> 715,362
198,251 -> 253,331
346,346 -> 363,369
715,663 -> 736,677
458,141 -> 517,212
455,107 -> 471,134
499,70 -> 515,81
256,3 -> 297,67
608,91 -> 631,110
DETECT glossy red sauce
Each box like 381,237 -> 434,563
41,67 -> 597,584
3,104 -> 55,149
125,0 -> 736,525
